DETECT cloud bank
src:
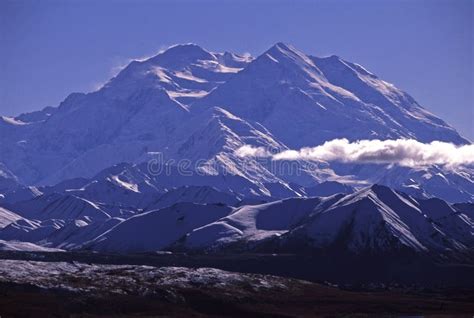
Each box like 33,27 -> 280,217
235,139 -> 474,168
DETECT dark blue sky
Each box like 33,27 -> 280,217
1,0 -> 472,139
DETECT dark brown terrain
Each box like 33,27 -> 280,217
0,251 -> 473,317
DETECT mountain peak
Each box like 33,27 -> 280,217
272,42 -> 292,50
153,43 -> 215,64
166,43 -> 208,52
266,42 -> 303,58
258,42 -> 319,73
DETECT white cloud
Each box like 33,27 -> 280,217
235,144 -> 272,158
235,139 -> 474,168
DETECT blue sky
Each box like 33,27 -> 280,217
1,0 -> 472,139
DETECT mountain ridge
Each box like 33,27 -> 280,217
0,43 -> 471,204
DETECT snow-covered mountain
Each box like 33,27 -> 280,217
280,185 -> 474,257
181,196 -> 329,251
0,43 -> 472,260
0,163 -> 19,194
8,192 -> 111,221
0,207 -> 23,228
104,44 -> 252,105
0,182 -> 472,262
173,185 -> 473,259
78,185 -> 472,260
197,43 -> 467,148
0,42 -> 471,203
144,185 -> 241,211
330,163 -> 474,203
87,202 -> 233,252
